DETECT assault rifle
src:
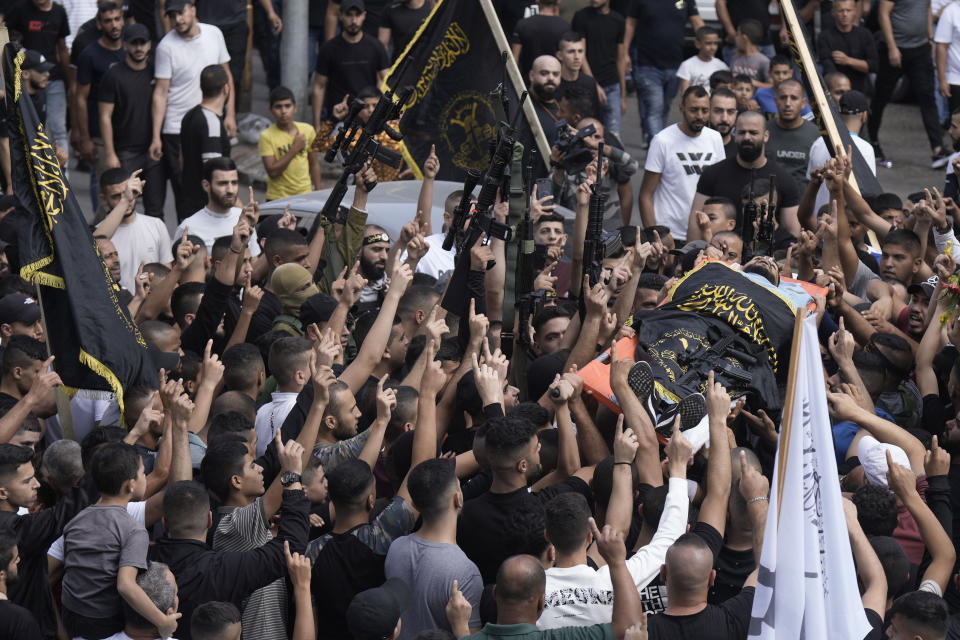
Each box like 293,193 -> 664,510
308,86 -> 412,239
755,175 -> 777,256
741,168 -> 758,252
583,144 -> 607,289
514,150 -> 539,362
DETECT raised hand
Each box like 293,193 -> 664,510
375,374 -> 397,423
423,144 -> 440,179
612,414 -> 638,464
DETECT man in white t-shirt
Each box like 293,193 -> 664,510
174,157 -> 260,255
93,168 -> 173,291
806,90 -> 876,216
150,0 -> 233,222
411,189 -> 471,281
639,85 -> 724,242
936,1 -> 960,113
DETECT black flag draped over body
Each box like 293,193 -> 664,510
383,0 -> 538,180
4,43 -> 156,416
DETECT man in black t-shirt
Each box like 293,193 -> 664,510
379,0 -> 432,61
0,527 -> 43,639
816,0 -> 878,95
312,0 -> 390,129
5,0 -> 70,154
646,453 -> 767,639
691,111 -> 802,240
180,65 -> 232,215
99,24 -> 163,217
556,31 -> 601,120
511,0 -> 570,80
19,50 -> 53,127
74,3 -> 126,209
196,0 -> 250,109
625,0 -> 703,141
571,0 -> 626,137
456,414 -> 592,584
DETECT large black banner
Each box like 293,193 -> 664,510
383,0 -> 542,180
4,43 -> 156,417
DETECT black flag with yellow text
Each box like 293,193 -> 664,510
383,0 -> 543,180
3,43 -> 156,416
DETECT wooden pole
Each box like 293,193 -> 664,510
779,0 -> 880,250
776,307 -> 807,524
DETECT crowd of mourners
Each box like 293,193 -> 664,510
2,0 -> 960,639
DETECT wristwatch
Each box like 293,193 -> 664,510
280,471 -> 302,487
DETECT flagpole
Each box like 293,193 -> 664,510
775,306 -> 808,523
779,0 -> 880,250
476,0 -> 552,172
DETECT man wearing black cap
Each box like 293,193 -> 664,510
0,294 -> 45,347
74,2 -> 126,208
99,24 -> 164,217
806,89 -> 876,215
346,578 -> 411,640
19,50 -> 55,126
4,0 -> 69,154
312,0 -> 390,131
151,0 -> 234,221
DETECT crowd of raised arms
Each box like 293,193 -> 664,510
3,0 -> 960,639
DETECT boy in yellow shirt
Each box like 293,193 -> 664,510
259,86 -> 321,200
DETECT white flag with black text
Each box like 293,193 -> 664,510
748,314 -> 871,640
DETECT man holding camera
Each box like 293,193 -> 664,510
639,85 -> 723,241
552,117 -> 637,230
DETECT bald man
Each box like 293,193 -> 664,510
461,521 -> 645,639
688,111 -> 802,241
646,454 -> 768,639
529,55 -> 562,147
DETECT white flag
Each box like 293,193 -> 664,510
748,314 -> 871,640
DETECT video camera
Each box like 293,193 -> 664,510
553,120 -> 596,173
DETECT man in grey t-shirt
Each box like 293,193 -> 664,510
384,459 -> 482,639
765,79 -> 820,188
869,0 -> 946,167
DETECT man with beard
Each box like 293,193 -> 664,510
709,87 -> 739,158
74,2 -> 125,208
151,0 -> 234,221
764,78 -> 821,188
689,110 -> 802,240
456,410 -> 589,584
639,86 -> 723,243
528,55 -> 562,146
312,0 -> 390,130
99,24 -> 164,218
174,157 -> 261,256
0,527 -> 43,638
93,168 -> 172,292
180,65 -> 232,215
358,225 -> 390,306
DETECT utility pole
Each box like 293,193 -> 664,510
280,0 -> 310,120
